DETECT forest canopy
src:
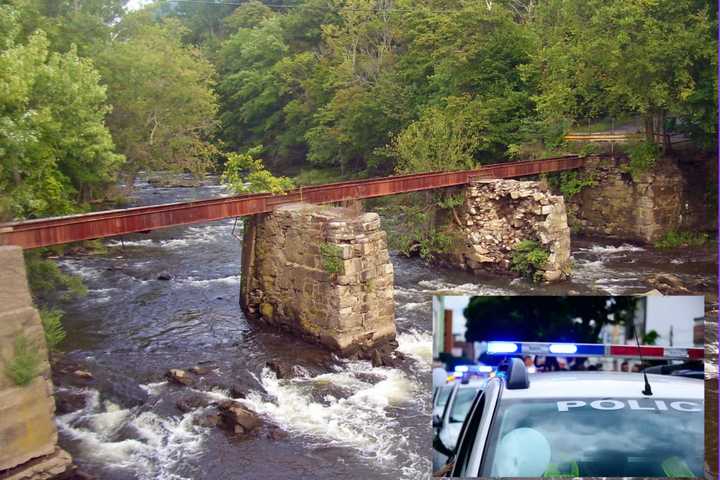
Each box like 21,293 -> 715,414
0,0 -> 716,220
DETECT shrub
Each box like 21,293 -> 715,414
624,141 -> 659,180
24,251 -> 87,300
41,308 -> 66,352
320,243 -> 344,275
511,240 -> 549,283
4,336 -> 41,386
654,230 -> 709,249
550,171 -> 596,199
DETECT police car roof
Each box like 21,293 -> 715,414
500,371 -> 703,400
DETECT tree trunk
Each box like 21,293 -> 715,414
643,114 -> 655,143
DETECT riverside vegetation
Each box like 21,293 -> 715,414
0,0 -> 716,279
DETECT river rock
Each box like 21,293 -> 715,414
193,410 -> 222,428
72,370 -> 94,380
229,385 -> 246,399
647,273 -> 691,294
189,365 -> 210,375
156,273 -> 173,281
266,360 -> 294,379
218,401 -> 262,435
55,391 -> 87,415
267,427 -> 288,441
176,394 -> 209,413
165,369 -> 193,386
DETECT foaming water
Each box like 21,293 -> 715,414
244,363 -> 429,477
57,386 -> 207,480
397,329 -> 433,367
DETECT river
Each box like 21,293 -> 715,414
47,176 -> 717,480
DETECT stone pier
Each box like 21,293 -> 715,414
240,203 -> 396,355
566,155 -> 716,242
0,247 -> 71,479
446,179 -> 572,282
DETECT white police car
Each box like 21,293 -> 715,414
446,342 -> 704,478
433,381 -> 484,471
433,384 -> 454,426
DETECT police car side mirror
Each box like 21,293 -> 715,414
432,414 -> 442,428
433,433 -> 454,457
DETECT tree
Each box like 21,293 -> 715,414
217,16 -> 289,160
463,296 -> 638,344
221,146 -> 294,194
95,12 -> 219,184
0,5 -> 123,219
529,0 -> 716,147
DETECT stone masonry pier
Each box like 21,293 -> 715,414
0,246 -> 71,479
446,179 -> 572,282
240,203 -> 396,356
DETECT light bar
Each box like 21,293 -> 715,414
454,365 -> 469,373
487,342 -> 519,354
485,342 -> 703,360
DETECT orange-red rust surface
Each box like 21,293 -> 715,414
0,156 -> 586,249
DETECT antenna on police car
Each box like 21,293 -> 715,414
634,332 -> 653,396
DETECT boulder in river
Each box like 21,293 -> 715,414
176,394 -> 209,413
266,360 -> 294,379
267,427 -> 288,441
647,273 -> 691,294
229,385 -> 246,399
189,365 -> 210,376
72,369 -> 94,380
218,401 -> 262,435
55,391 -> 87,415
156,273 -> 173,281
165,369 -> 193,386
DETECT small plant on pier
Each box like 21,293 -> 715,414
654,230 -> 709,249
41,308 -> 66,352
510,240 -> 549,283
320,243 -> 344,275
5,335 -> 42,387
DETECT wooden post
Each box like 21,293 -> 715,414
443,309 -> 453,353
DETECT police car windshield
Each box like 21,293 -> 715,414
482,398 -> 703,477
435,385 -> 453,408
450,387 -> 480,423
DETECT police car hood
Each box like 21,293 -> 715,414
501,371 -> 703,400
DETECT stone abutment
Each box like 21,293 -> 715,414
0,246 -> 71,479
240,203 -> 396,356
443,179 -> 572,282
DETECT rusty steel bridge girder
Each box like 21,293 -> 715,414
0,155 -> 587,249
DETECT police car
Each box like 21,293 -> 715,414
433,380 -> 485,471
445,341 -> 704,478
433,384 -> 454,426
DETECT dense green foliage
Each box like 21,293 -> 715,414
0,5 -> 122,219
221,146 -> 294,194
40,308 -> 66,351
24,250 -> 87,300
510,240 -> 549,283
0,0 -> 715,222
4,335 -> 41,386
94,11 -> 219,182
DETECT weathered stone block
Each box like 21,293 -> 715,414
0,247 -> 33,315
445,180 -> 572,282
240,203 -> 396,355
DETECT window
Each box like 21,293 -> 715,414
435,385 -> 453,408
481,398 -> 704,478
450,387 -> 481,423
